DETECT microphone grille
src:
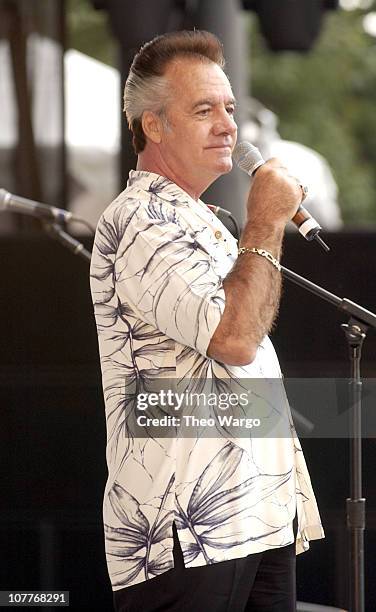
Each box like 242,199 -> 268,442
232,141 -> 264,175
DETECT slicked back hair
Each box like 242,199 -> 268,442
123,30 -> 225,154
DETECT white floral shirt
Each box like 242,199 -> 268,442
90,170 -> 324,591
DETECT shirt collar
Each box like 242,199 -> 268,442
127,170 -> 210,213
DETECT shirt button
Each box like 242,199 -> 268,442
214,230 -> 222,240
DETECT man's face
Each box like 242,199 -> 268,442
158,58 -> 238,197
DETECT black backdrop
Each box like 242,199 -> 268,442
1,231 -> 375,610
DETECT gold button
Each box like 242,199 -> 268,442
214,230 -> 222,240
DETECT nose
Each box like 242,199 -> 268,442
212,108 -> 237,137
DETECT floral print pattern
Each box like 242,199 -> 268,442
90,171 -> 324,591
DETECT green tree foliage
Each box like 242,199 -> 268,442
249,7 -> 376,223
66,0 -> 116,67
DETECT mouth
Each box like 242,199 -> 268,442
207,145 -> 233,151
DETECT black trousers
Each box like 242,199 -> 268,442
113,519 -> 297,612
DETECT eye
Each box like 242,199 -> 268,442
226,106 -> 235,116
196,108 -> 210,117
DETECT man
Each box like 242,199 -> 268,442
90,30 -> 324,611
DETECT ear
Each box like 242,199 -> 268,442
141,111 -> 163,144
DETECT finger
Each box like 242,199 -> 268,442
289,176 -> 309,203
265,157 -> 288,170
299,183 -> 309,202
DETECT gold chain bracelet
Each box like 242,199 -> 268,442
238,247 -> 281,272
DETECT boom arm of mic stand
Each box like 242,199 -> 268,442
281,264 -> 376,328
43,222 -> 92,263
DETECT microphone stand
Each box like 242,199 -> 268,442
280,263 -> 376,612
43,222 -> 92,263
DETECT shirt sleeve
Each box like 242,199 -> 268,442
113,203 -> 226,357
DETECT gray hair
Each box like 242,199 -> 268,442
123,73 -> 169,129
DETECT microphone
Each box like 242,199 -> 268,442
207,204 -> 240,240
206,203 -> 231,217
0,188 -> 74,223
232,142 -> 330,252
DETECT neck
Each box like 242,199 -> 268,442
136,149 -> 208,201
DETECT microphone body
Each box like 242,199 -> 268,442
0,189 -> 73,223
232,142 -> 322,242
206,204 -> 240,240
206,204 -> 231,217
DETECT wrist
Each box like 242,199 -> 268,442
240,220 -> 284,256
244,216 -> 286,234
238,247 -> 281,271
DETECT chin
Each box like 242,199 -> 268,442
215,159 -> 233,175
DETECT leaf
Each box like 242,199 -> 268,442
91,286 -> 115,304
134,339 -> 174,359
104,525 -> 146,556
146,197 -> 178,224
96,218 -> 119,256
174,514 -> 188,530
148,177 -> 183,199
119,302 -> 135,318
138,367 -> 175,389
151,511 -> 175,545
183,358 -> 211,383
90,260 -> 114,283
176,345 -> 196,364
98,331 -> 130,357
109,483 -> 150,538
187,442 -> 243,518
181,541 -> 201,564
191,470 -> 292,526
94,303 -> 119,327
131,320 -> 165,341
200,522 -> 283,550
112,205 -> 138,242
103,367 -> 137,402
212,374 -> 242,396
110,556 -> 145,587
148,548 -> 174,576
